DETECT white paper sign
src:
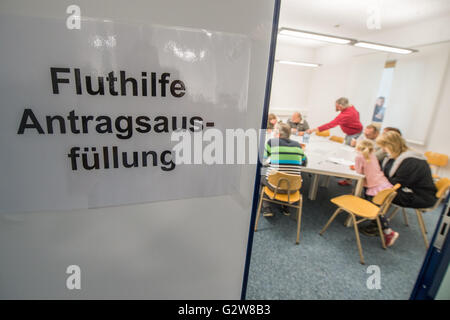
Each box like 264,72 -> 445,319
0,15 -> 251,213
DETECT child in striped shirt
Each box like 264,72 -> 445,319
262,123 -> 307,216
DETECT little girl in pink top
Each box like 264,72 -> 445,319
354,139 -> 399,247
355,140 -> 392,197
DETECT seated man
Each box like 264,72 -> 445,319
351,124 -> 378,145
340,124 -> 382,186
287,112 -> 309,136
351,124 -> 384,161
262,123 -> 307,216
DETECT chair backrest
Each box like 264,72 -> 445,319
436,178 -> 450,198
431,178 -> 450,211
316,130 -> 330,137
372,184 -> 401,215
329,135 -> 344,143
417,178 -> 450,212
267,171 -> 302,192
424,151 -> 448,167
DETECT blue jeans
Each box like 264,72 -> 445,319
345,132 -> 362,145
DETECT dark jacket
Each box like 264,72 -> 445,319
382,150 -> 437,208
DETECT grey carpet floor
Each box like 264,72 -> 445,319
246,174 -> 441,300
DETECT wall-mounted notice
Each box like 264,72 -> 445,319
0,16 -> 251,212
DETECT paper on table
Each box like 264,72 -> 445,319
327,157 -> 354,166
309,148 -> 329,155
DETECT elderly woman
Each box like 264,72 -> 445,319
376,131 -> 437,209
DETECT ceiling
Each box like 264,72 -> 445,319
278,0 -> 450,47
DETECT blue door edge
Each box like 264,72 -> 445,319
410,193 -> 450,299
240,0 -> 281,300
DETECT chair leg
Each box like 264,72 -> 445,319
320,208 -> 342,235
387,206 -> 400,221
296,199 -> 303,245
351,214 -> 365,265
344,213 -> 353,227
375,217 -> 386,249
415,209 -> 429,248
254,189 -> 264,232
420,210 -> 428,234
402,208 -> 409,226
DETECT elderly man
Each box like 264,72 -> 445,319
287,112 -> 309,136
351,125 -> 380,153
356,124 -> 379,142
307,97 -> 363,145
339,125 -> 382,186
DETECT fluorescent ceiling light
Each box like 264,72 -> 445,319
276,60 -> 321,68
278,27 -> 417,55
354,41 -> 415,54
279,28 -> 353,45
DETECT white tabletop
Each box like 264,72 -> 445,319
294,135 -> 364,179
265,133 -> 364,180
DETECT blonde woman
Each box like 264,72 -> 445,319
377,131 -> 437,209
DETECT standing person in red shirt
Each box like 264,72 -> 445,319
306,97 -> 363,145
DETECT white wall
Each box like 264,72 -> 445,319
360,15 -> 450,49
382,43 -> 450,145
269,41 -> 315,120
269,16 -> 450,175
306,58 -> 348,136
306,46 -> 387,137
413,53 -> 450,178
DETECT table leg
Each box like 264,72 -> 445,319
308,174 -> 320,200
320,176 -> 330,188
354,178 -> 364,197
344,214 -> 352,227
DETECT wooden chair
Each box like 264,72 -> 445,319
316,130 -> 330,137
329,135 -> 344,143
424,151 -> 448,179
255,171 -> 303,244
320,184 -> 401,264
387,177 -> 450,248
